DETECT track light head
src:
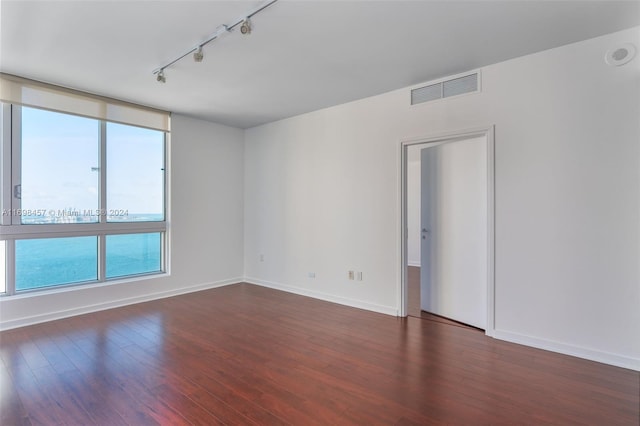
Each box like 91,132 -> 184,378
156,70 -> 166,83
240,18 -> 251,35
193,46 -> 204,62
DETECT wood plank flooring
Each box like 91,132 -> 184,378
1,283 -> 638,425
407,265 -> 422,318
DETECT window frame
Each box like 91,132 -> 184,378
0,103 -> 169,296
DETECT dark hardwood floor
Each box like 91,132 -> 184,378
1,283 -> 638,425
407,265 -> 422,318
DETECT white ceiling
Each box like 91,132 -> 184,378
1,1 -> 639,129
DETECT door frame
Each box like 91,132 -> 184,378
399,126 -> 495,336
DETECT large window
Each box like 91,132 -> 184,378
0,102 -> 168,295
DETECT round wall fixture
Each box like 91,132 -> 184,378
605,43 -> 636,66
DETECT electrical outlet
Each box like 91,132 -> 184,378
356,272 -> 363,281
308,272 -> 316,278
348,270 -> 354,280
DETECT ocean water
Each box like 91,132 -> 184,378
16,233 -> 161,291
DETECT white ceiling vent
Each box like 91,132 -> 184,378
411,72 -> 480,105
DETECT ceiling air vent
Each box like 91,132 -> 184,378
411,71 -> 479,106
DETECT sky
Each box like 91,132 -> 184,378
21,106 -> 164,219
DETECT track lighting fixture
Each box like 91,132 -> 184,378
193,46 -> 204,62
152,0 -> 277,82
240,18 -> 252,35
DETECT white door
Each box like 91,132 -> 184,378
420,136 -> 487,329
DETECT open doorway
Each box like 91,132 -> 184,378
400,128 -> 495,336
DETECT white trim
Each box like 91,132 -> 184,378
4,269 -> 171,299
162,127 -> 171,275
399,126 -> 496,337
0,104 -> 11,226
402,126 -> 492,147
0,277 -> 241,331
493,329 -> 640,372
245,277 -> 398,317
398,139 -> 407,317
10,105 -> 21,226
485,126 -> 496,336
0,221 -> 167,239
407,261 -> 421,267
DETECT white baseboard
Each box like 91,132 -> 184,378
0,277 -> 241,331
244,277 -> 398,316
407,261 -> 421,267
493,329 -> 640,372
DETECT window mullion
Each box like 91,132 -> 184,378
5,240 -> 16,296
161,232 -> 167,273
99,121 -> 107,223
98,234 -> 106,282
98,121 -> 107,281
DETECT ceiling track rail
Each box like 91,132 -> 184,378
152,0 -> 278,77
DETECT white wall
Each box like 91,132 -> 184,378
244,27 -> 640,370
0,114 -> 245,329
